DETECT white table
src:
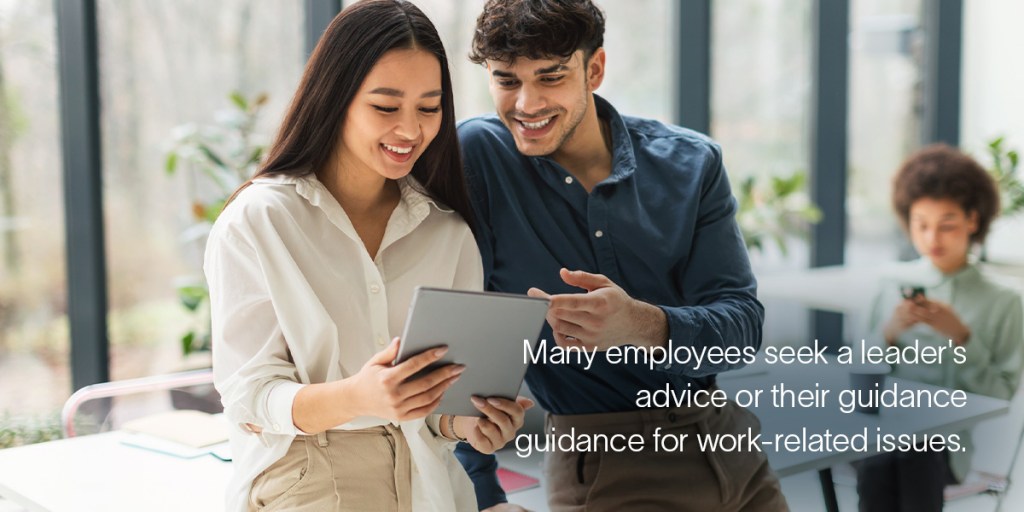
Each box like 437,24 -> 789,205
1,372 -> 1006,512
0,432 -> 231,512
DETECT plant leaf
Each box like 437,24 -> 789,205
177,285 -> 208,312
181,331 -> 196,357
165,153 -> 178,175
247,146 -> 264,166
205,199 -> 226,223
198,144 -> 228,170
229,91 -> 248,111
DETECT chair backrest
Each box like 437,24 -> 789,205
61,368 -> 218,438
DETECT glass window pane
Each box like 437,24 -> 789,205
0,0 -> 68,430
597,0 -> 672,122
97,0 -> 303,380
413,0 -> 672,122
711,0 -> 813,270
712,0 -> 813,348
846,0 -> 923,267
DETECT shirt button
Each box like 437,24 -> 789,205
369,283 -> 381,294
272,423 -> 281,432
564,176 -> 574,184
377,336 -> 386,346
594,230 -> 604,238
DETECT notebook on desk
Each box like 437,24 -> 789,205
120,410 -> 231,459
121,410 -> 228,447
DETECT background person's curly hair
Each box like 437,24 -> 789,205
892,143 -> 1000,245
469,0 -> 605,65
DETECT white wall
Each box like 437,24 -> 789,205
962,0 -> 1024,264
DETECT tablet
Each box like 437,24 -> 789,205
393,287 -> 549,417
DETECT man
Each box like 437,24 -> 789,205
456,1 -> 788,510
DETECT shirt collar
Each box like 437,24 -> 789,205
912,257 -> 981,287
530,94 -> 637,184
253,173 -> 452,216
595,94 -> 638,182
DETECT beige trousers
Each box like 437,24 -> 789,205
544,400 -> 789,512
248,425 -> 412,512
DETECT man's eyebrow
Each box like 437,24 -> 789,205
535,63 -> 569,75
491,61 -> 570,78
368,87 -> 443,98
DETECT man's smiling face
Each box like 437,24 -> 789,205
486,51 -> 593,156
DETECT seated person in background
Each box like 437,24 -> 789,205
857,144 -> 1024,512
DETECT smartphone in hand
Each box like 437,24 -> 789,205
899,285 -> 926,301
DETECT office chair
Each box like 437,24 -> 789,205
60,368 -> 219,438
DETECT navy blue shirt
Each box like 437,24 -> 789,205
455,95 -> 764,508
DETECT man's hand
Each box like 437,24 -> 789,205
527,268 -> 667,350
482,504 -> 532,512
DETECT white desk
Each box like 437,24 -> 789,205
0,432 -> 231,512
1,373 -> 1006,512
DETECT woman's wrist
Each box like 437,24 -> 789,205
440,414 -> 467,442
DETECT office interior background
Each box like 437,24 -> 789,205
0,0 -> 1022,442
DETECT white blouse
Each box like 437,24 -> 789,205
204,173 -> 481,512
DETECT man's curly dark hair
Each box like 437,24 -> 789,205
469,0 -> 606,65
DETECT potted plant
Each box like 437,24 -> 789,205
735,171 -> 823,257
979,137 -> 1023,264
161,92 -> 269,412
164,92 -> 269,358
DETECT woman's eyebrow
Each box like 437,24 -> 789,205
368,87 -> 443,98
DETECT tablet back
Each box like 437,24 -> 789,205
395,287 -> 549,417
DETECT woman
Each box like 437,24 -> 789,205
856,144 -> 1024,512
204,2 -> 532,510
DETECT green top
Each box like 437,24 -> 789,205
869,259 -> 1024,480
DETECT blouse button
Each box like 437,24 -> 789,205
369,283 -> 381,294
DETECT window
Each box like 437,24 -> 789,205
846,0 -> 923,266
711,0 -> 813,271
711,0 -> 814,348
97,0 -> 303,380
413,0 -> 672,122
0,0 -> 68,423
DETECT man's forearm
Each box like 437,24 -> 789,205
455,443 -> 508,509
630,299 -> 670,349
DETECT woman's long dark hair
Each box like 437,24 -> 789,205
232,0 -> 474,232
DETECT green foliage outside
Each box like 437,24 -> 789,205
0,413 -> 62,449
164,92 -> 268,356
735,171 -> 823,256
985,137 -> 1024,219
